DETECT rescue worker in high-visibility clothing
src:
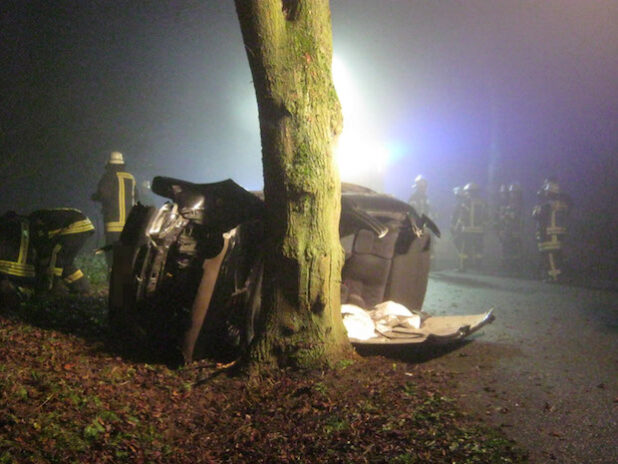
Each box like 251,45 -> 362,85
0,211 -> 36,307
497,183 -> 524,276
532,178 -> 572,282
29,208 -> 95,295
409,175 -> 439,265
494,184 -> 508,231
91,151 -> 138,268
408,175 -> 431,218
451,182 -> 489,272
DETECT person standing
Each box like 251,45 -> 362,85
532,178 -> 572,282
91,151 -> 138,268
497,183 -> 524,276
408,175 -> 431,217
409,174 -> 440,265
494,184 -> 508,231
451,182 -> 488,272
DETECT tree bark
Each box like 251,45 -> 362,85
234,0 -> 353,370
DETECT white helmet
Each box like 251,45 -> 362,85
463,182 -> 479,192
108,151 -> 124,165
543,178 -> 560,194
414,174 -> 428,190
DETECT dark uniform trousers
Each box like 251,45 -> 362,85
497,207 -> 524,275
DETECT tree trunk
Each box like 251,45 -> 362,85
235,0 -> 353,370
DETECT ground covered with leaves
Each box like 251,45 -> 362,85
1,262 -> 527,463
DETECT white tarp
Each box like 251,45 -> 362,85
342,300 -> 422,341
342,301 -> 494,346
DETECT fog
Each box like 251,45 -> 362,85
1,1 -> 617,275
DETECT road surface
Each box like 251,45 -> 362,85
421,270 -> 618,464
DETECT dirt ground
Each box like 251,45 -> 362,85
419,270 -> 618,464
2,253 -> 616,462
1,293 -> 528,464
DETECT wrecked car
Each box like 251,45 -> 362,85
109,177 -> 492,363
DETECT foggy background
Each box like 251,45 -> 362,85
1,0 -> 617,277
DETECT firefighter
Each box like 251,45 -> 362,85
408,175 -> 430,217
451,182 -> 488,272
494,184 -> 508,230
497,183 -> 524,276
91,151 -> 138,268
409,174 -> 438,265
532,178 -> 572,282
29,208 -> 95,295
450,186 -> 464,267
0,211 -> 36,307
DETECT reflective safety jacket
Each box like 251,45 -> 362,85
452,196 -> 488,235
29,208 -> 95,240
92,163 -> 138,233
408,190 -> 431,218
532,194 -> 572,252
29,208 -> 95,280
0,214 -> 35,279
497,199 -> 524,240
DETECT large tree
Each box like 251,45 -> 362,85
234,0 -> 353,370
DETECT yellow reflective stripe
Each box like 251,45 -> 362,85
63,219 -> 95,234
115,172 -> 135,228
546,226 -> 566,235
105,172 -> 135,232
17,219 -> 30,264
548,269 -> 561,278
48,207 -> 80,213
117,172 -> 127,227
64,269 -> 84,283
48,219 -> 95,237
0,260 -> 35,277
0,219 -> 34,277
538,240 -> 562,251
18,286 -> 34,297
53,267 -> 63,277
547,198 -> 568,232
547,253 -> 561,279
105,222 -> 125,232
48,244 -> 62,279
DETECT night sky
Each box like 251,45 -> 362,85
1,1 -> 617,257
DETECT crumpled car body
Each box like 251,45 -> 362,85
109,176 -> 491,363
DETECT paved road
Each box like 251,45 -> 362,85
421,271 -> 618,464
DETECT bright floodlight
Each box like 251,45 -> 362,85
332,55 -> 386,191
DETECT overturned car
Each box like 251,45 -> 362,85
109,177 -> 492,363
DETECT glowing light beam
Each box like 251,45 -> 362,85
332,55 -> 388,191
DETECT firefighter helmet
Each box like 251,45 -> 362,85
508,183 -> 521,193
108,151 -> 124,165
542,178 -> 560,194
414,175 -> 428,192
463,182 -> 479,192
